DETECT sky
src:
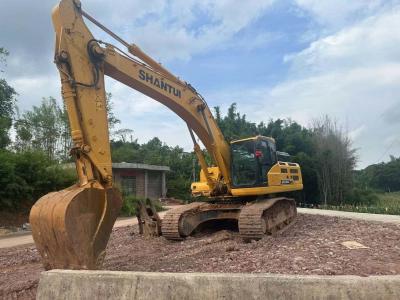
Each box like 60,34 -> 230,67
1,0 -> 400,168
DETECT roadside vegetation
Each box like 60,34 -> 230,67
120,195 -> 164,217
318,192 -> 400,215
1,47 -> 399,215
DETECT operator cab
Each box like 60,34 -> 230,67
230,136 -> 277,188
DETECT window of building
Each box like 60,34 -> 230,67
121,176 -> 136,196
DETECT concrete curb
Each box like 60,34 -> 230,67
37,270 -> 400,300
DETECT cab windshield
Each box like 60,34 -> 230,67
231,140 -> 257,187
231,138 -> 277,188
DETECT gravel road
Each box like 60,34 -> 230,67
1,213 -> 400,299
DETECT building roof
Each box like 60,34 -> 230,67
63,162 -> 170,171
112,162 -> 170,171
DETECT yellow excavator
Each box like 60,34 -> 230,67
30,0 -> 303,270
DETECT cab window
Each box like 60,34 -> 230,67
231,140 -> 257,187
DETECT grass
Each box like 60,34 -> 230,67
318,192 -> 400,215
375,191 -> 400,214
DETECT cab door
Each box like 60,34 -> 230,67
255,140 -> 276,186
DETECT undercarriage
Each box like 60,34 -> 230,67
161,197 -> 297,241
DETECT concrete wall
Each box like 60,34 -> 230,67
147,171 -> 162,199
113,169 -> 166,199
37,270 -> 400,300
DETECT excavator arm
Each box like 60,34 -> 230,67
30,0 -> 232,270
102,44 -> 232,192
55,0 -> 231,193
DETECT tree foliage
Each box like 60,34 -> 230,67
214,103 -> 257,141
111,137 -> 195,200
0,47 -> 378,210
311,116 -> 357,205
0,150 -> 76,210
0,48 -> 17,149
105,92 -> 120,130
355,156 -> 400,192
14,97 -> 70,160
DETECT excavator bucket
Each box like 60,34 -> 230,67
29,185 -> 122,270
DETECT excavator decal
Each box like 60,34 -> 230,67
138,69 -> 182,98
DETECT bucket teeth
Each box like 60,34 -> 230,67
30,185 -> 122,270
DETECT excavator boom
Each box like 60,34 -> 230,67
30,0 -> 302,270
30,0 -> 231,270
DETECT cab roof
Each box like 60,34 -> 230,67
230,135 -> 275,144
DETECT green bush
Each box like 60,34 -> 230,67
120,195 -> 138,216
120,195 -> 164,217
344,188 -> 379,206
0,150 -> 76,211
166,176 -> 191,200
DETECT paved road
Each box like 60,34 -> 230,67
298,208 -> 400,224
2,206 -> 400,249
0,210 -> 169,249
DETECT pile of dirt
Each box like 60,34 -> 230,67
1,214 -> 400,299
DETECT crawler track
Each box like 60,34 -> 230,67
161,202 -> 205,240
162,198 -> 297,241
238,197 -> 297,241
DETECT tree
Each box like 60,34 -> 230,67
15,92 -> 120,161
0,150 -> 76,210
105,92 -> 120,130
355,156 -> 400,192
311,116 -> 357,205
111,134 -> 195,199
14,97 -> 67,160
214,103 -> 257,141
0,47 -> 9,72
0,48 -> 17,149
113,128 -> 134,143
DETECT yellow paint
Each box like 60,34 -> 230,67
53,0 -> 304,200
231,136 -> 275,144
191,161 -> 303,198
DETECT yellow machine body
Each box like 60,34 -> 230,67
30,0 -> 304,270
191,136 -> 303,198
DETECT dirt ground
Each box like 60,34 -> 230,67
1,213 -> 400,299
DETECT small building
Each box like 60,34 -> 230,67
112,162 -> 170,199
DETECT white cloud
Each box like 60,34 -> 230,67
2,0 -> 276,152
84,0 -> 275,61
206,5 -> 400,168
9,73 -> 61,111
348,125 -> 366,141
286,6 -> 400,76
251,6 -> 400,167
3,0 -> 400,168
106,81 -> 162,117
294,0 -> 389,28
